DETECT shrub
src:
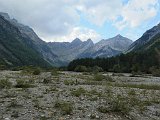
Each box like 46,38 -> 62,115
109,95 -> 130,114
0,79 -> 12,89
32,68 -> 41,75
128,89 -> 136,96
71,87 -> 86,97
15,79 -> 33,88
43,78 -> 51,84
113,64 -> 121,73
149,66 -> 160,77
92,66 -> 103,73
51,69 -> 59,76
93,74 -> 105,81
54,100 -> 73,115
64,80 -> 75,85
0,64 -> 7,70
97,106 -> 109,113
74,65 -> 87,72
152,69 -> 160,77
105,75 -> 114,82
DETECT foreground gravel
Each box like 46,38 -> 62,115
0,70 -> 160,120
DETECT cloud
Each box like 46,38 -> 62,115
0,0 -> 79,36
76,0 -> 159,28
43,27 -> 101,43
77,0 -> 123,26
115,0 -> 159,29
0,0 -> 159,42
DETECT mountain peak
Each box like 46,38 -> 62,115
86,38 -> 93,43
72,38 -> 82,43
115,34 -> 123,38
0,12 -> 10,20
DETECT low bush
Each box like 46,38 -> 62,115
97,106 -> 109,113
32,68 -> 41,75
64,80 -> 75,85
21,66 -> 41,75
43,78 -> 51,84
93,74 -> 105,81
149,66 -> 160,77
105,75 -> 114,82
113,83 -> 160,90
0,79 -> 12,89
51,69 -> 59,76
71,87 -> 86,97
0,64 -> 7,70
74,65 -> 87,72
54,100 -> 73,115
92,66 -> 103,73
15,79 -> 33,88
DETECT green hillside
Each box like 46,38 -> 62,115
0,15 -> 50,68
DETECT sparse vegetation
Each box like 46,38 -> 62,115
51,69 -> 59,76
43,78 -> 51,84
109,95 -> 131,114
0,79 -> 12,89
54,100 -> 73,115
32,68 -> 41,75
97,106 -> 109,113
93,74 -> 105,81
112,83 -> 160,90
15,79 -> 34,88
150,67 -> 160,77
74,65 -> 88,72
64,80 -> 75,85
0,70 -> 160,119
71,87 -> 86,97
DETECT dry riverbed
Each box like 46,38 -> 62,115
0,70 -> 160,120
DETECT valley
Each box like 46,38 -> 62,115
0,5 -> 160,120
0,70 -> 160,120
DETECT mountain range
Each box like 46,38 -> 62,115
78,34 -> 132,58
68,22 -> 160,72
0,12 -> 133,67
0,12 -> 159,68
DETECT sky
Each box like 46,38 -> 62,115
0,0 -> 160,43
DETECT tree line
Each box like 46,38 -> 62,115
68,50 -> 160,74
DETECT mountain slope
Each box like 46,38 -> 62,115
0,12 -> 59,66
79,35 -> 132,58
0,15 -> 50,67
127,23 -> 160,52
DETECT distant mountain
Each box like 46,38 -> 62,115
79,34 -> 133,58
68,23 -> 160,73
127,23 -> 160,52
48,38 -> 94,64
0,14 -> 50,67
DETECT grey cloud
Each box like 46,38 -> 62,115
0,0 -> 79,37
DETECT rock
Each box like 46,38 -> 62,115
4,118 -> 10,120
